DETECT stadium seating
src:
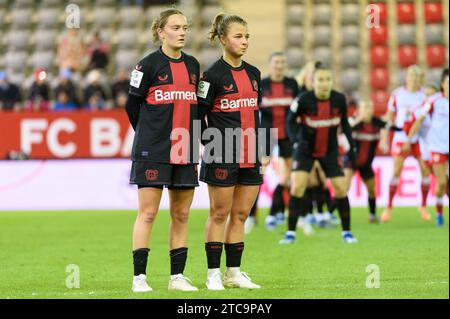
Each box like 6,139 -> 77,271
424,2 -> 443,23
426,44 -> 447,67
370,46 -> 389,67
398,45 -> 418,68
371,68 -> 390,90
397,2 -> 415,24
370,26 -> 388,46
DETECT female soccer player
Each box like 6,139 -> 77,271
281,65 -> 358,244
125,9 -> 200,292
344,99 -> 400,223
197,13 -> 262,290
379,65 -> 431,222
259,52 -> 299,230
405,68 -> 449,227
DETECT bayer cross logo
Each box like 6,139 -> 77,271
145,169 -> 159,181
215,168 -> 228,180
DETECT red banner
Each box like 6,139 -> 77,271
0,110 -> 133,159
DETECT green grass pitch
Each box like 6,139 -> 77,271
0,207 -> 448,299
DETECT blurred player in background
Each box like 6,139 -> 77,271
344,99 -> 401,223
282,65 -> 358,244
406,68 -> 449,227
246,52 -> 298,233
380,65 -> 430,222
125,9 -> 200,292
198,13 -> 262,290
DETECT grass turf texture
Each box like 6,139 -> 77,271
0,207 -> 448,299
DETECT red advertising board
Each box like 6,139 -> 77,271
0,110 -> 133,159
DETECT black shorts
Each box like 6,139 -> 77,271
130,162 -> 199,189
292,153 -> 344,178
342,155 -> 375,180
199,162 -> 263,187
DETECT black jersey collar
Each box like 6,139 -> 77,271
158,46 -> 184,63
220,56 -> 246,71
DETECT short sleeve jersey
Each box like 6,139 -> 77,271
259,77 -> 299,140
129,48 -> 200,165
197,58 -> 262,168
290,90 -> 349,158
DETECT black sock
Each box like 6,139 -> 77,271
288,195 -> 302,231
368,197 -> 376,216
325,189 -> 336,213
170,247 -> 188,275
304,188 -> 313,215
225,242 -> 244,267
335,197 -> 351,231
270,184 -> 285,216
133,248 -> 150,276
249,192 -> 259,217
314,186 -> 325,213
205,242 -> 223,269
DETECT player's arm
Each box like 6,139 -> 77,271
197,71 -> 216,145
286,94 -> 303,143
127,61 -> 152,130
125,94 -> 143,131
340,96 -> 357,169
379,94 -> 396,153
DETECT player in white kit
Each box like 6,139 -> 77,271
405,69 -> 449,227
379,65 -> 431,222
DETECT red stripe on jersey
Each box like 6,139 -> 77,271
271,82 -> 287,140
231,69 -> 259,168
169,61 -> 196,164
356,124 -> 372,166
312,101 -> 331,157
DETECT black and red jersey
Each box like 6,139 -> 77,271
288,90 -> 353,158
352,117 -> 387,167
259,77 -> 299,140
129,48 -> 200,164
197,57 -> 262,168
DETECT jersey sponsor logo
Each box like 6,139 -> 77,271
220,98 -> 258,110
197,81 -> 210,99
154,90 -> 197,102
304,116 -> 341,128
352,132 -> 381,142
214,168 -> 228,180
145,169 -> 159,181
261,97 -> 294,107
130,69 -> 144,88
158,74 -> 169,82
223,84 -> 234,91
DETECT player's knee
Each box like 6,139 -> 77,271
138,208 -> 158,224
210,206 -> 229,225
230,210 -> 248,224
290,183 -> 305,197
171,208 -> 190,224
333,184 -> 347,198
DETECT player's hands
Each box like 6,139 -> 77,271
402,141 -> 411,154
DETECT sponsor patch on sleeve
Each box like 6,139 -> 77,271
197,81 -> 210,99
130,69 -> 144,88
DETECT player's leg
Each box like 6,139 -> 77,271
132,186 -> 163,292
223,184 -> 261,289
277,156 -> 292,224
244,191 -> 258,234
417,156 -> 432,221
382,155 -> 406,222
280,169 -> 310,243
432,158 -> 449,227
364,177 -> 378,223
167,187 -> 198,291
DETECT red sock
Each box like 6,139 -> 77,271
436,204 -> 443,216
421,182 -> 430,207
388,183 -> 397,208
